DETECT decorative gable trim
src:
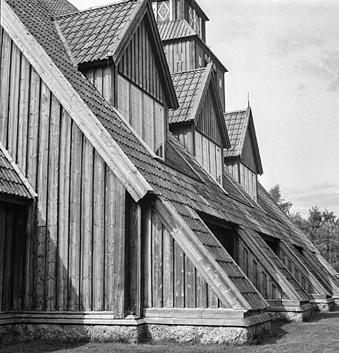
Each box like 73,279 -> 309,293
1,0 -> 152,202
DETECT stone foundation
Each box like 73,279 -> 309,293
146,321 -> 271,345
267,307 -> 313,322
0,324 -> 146,345
312,300 -> 335,312
0,320 -> 272,346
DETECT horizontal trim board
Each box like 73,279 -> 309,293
0,312 -> 144,326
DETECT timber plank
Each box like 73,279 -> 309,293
94,67 -> 103,95
80,138 -> 94,311
152,212 -> 163,308
0,31 -> 12,146
195,271 -> 207,308
0,203 -> 7,311
7,42 -> 21,160
174,241 -> 185,308
142,205 -> 152,308
185,256 -> 196,308
68,123 -> 83,311
162,228 -> 174,308
35,81 -> 51,311
26,68 -> 40,190
58,109 -> 72,311
17,55 -> 30,173
102,66 -> 112,104
93,151 -> 105,311
46,94 -> 61,311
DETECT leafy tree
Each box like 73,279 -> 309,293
269,184 -> 292,215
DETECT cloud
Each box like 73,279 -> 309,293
272,35 -> 323,57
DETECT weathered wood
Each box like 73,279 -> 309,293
142,204 -> 153,308
129,198 -> 142,316
174,241 -> 185,308
0,203 -> 7,311
152,212 -> 163,308
185,255 -> 196,308
93,151 -> 105,311
7,43 -> 21,160
17,54 -> 30,172
69,123 -> 83,311
0,31 -> 12,146
80,138 -> 94,311
162,228 -> 174,308
46,94 -> 60,311
57,109 -> 72,311
35,81 -> 51,311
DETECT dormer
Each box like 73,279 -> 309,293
224,107 -> 263,201
152,0 -> 227,111
151,0 -> 208,41
56,0 -> 178,159
169,64 -> 230,184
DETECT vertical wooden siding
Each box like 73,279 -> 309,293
143,207 -> 227,309
234,235 -> 286,300
0,202 -> 28,312
163,40 -> 196,74
0,30 -> 127,316
196,87 -> 223,146
118,17 -> 164,104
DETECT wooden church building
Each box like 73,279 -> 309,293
0,0 -> 338,345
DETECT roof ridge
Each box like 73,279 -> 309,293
56,0 -> 140,19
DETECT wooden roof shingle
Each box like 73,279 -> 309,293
0,144 -> 36,200
158,19 -> 196,41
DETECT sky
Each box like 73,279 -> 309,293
70,0 -> 339,217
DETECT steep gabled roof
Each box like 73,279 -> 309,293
158,19 -> 196,41
56,0 -> 141,64
170,65 -> 230,148
0,143 -> 36,200
57,0 -> 178,109
224,107 -> 263,175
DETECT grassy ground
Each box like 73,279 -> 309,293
1,310 -> 338,353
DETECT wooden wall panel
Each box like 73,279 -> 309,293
163,40 -> 195,74
0,32 -> 128,315
118,17 -> 164,104
143,208 -> 225,309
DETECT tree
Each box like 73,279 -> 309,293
269,184 -> 292,215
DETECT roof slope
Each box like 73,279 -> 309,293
224,107 -> 263,174
43,0 -> 78,17
57,0 -> 141,64
0,144 -> 35,199
158,19 -> 196,41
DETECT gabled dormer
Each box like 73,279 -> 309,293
56,0 -> 178,159
151,0 -> 208,41
169,64 -> 230,184
224,107 -> 263,201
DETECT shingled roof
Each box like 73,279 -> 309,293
0,143 -> 36,200
57,0 -> 141,65
4,0 -> 331,309
158,19 -> 196,41
170,65 -> 229,147
224,107 -> 263,174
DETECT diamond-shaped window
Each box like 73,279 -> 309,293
158,1 -> 170,21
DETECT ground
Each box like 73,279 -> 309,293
1,310 -> 338,353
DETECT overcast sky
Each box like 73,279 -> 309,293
70,0 -> 339,217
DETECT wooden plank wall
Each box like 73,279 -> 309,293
163,40 -> 196,74
242,131 -> 257,173
196,87 -> 223,146
170,124 -> 194,155
0,30 -> 127,316
118,17 -> 164,104
278,246 -> 314,295
82,64 -> 114,105
143,207 -> 226,309
225,161 -> 240,183
234,235 -> 285,300
0,202 -> 28,312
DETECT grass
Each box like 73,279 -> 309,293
1,310 -> 339,353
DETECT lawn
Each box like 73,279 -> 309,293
1,310 -> 338,353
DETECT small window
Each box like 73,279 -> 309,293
177,52 -> 183,63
